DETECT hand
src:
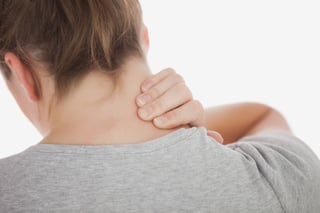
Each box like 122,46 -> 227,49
136,68 -> 203,128
136,68 -> 224,144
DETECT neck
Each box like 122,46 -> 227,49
40,59 -> 180,145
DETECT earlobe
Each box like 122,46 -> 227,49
5,52 -> 39,102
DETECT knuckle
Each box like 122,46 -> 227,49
191,101 -> 205,124
152,99 -> 165,114
149,86 -> 161,98
186,87 -> 193,99
165,67 -> 176,75
193,99 -> 202,106
165,110 -> 178,124
161,68 -> 176,78
192,100 -> 204,111
174,73 -> 184,83
176,83 -> 192,99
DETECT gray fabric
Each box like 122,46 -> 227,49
0,127 -> 319,213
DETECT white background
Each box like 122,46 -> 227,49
1,0 -> 319,158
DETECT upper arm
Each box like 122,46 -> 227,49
228,131 -> 320,212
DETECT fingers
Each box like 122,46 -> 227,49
140,68 -> 177,93
137,69 -> 184,107
137,68 -> 206,130
138,82 -> 192,121
152,100 -> 204,129
207,130 -> 224,144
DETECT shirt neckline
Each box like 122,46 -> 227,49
26,127 -> 202,155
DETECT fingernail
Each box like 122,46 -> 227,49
139,106 -> 153,119
137,94 -> 152,106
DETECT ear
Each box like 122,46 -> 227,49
141,25 -> 150,52
4,52 -> 39,102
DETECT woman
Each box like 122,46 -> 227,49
1,0 -> 319,212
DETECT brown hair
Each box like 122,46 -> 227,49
0,0 -> 143,97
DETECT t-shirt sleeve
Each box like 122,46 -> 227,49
227,131 -> 320,213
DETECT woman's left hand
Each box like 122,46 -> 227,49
136,68 -> 204,129
136,68 -> 223,144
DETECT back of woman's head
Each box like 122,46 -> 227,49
0,0 -> 143,97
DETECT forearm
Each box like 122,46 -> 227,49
204,102 -> 291,144
242,108 -> 291,137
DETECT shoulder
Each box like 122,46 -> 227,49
227,131 -> 320,212
0,152 -> 28,190
0,151 -> 26,168
231,131 -> 319,168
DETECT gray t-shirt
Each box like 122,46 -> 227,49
1,127 -> 320,213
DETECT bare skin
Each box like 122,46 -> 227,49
2,23 -> 288,146
3,49 -> 223,145
204,103 -> 292,144
137,69 -> 292,144
2,22 -> 219,146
